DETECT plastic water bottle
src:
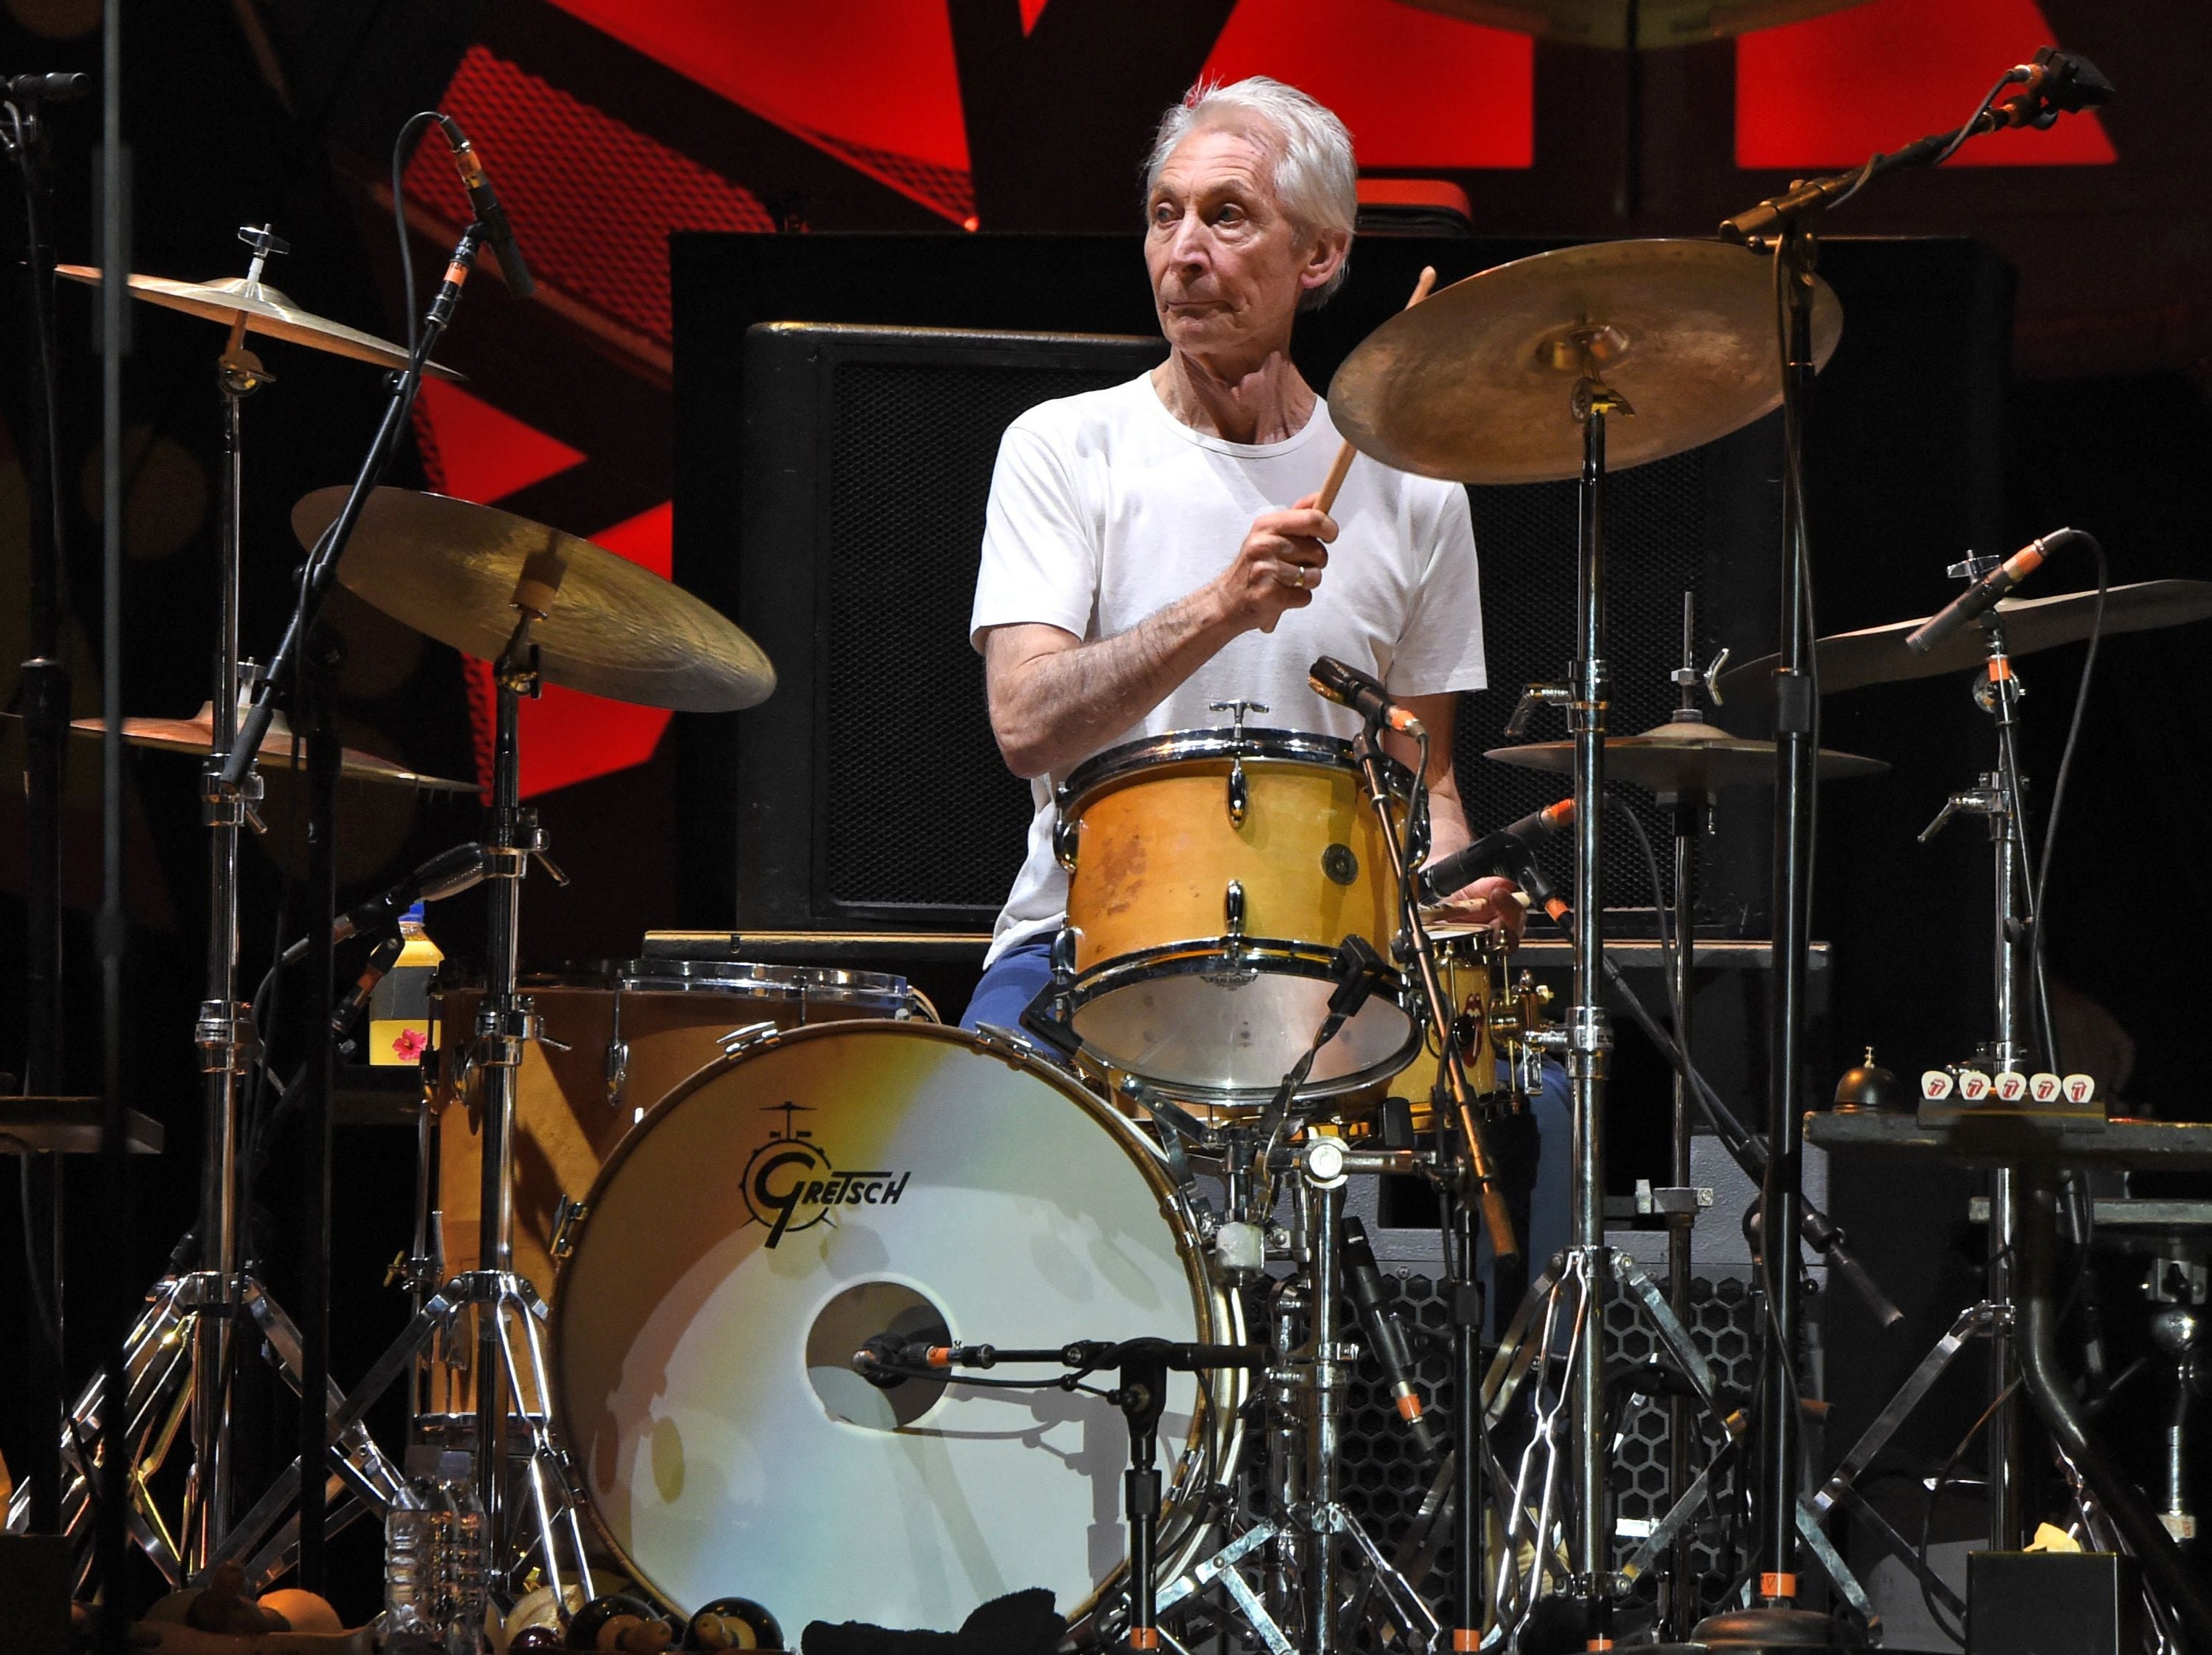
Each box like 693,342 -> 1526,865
368,902 -> 444,1066
382,1449 -> 446,1655
435,1450 -> 488,1655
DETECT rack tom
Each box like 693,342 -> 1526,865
1054,727 -> 1417,1104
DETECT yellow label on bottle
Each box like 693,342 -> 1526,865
369,1018 -> 433,1066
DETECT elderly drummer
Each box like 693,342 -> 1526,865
960,73 -> 1567,1281
964,74 -> 1520,1014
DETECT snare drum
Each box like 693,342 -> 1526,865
1054,728 -> 1417,1105
432,958 -> 924,1305
1388,924 -> 1502,1127
552,1021 -> 1243,1633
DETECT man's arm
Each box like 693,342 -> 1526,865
983,496 -> 1337,779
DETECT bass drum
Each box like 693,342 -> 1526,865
552,1022 -> 1244,1637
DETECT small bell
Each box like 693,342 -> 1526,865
1832,1046 -> 1897,1113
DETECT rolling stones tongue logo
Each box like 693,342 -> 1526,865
740,1102 -> 912,1247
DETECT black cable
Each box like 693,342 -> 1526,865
6,1135 -> 62,1356
1607,792 -> 1679,1026
390,110 -> 442,364
2024,535 -> 2108,1070
1916,1376 -> 2023,1649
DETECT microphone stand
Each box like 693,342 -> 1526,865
869,1338 -> 1269,1653
1711,61 -> 2109,1641
212,218 -> 481,1582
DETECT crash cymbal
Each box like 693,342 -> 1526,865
1329,239 -> 1841,485
55,266 -> 459,379
1486,715 -> 1885,792
1393,0 -> 1875,49
292,487 -> 776,712
60,705 -> 475,792
1718,579 -> 2212,700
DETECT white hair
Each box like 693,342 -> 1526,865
1143,75 -> 1357,308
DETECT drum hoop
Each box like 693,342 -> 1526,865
547,1017 -> 1246,1626
1065,938 -> 1421,1105
1058,724 -> 1413,812
613,957 -> 915,1006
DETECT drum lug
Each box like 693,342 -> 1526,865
1226,757 -> 1248,828
718,1019 -> 783,1059
1052,808 -> 1080,871
1224,879 -> 1246,937
549,1195 -> 589,1261
604,1037 -> 629,1109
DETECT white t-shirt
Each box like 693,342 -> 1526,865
970,371 -> 1486,965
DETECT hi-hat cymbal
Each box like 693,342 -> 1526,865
292,488 -> 776,712
1393,0 -> 1875,49
1719,579 -> 2212,700
56,266 -> 459,378
1329,239 -> 1842,485
60,705 -> 475,792
1486,715 -> 1885,792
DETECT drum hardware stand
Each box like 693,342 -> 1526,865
1465,349 -> 1633,1644
205,215 -> 499,1582
27,226 -> 415,1587
1710,69 -> 2115,1633
312,564 -> 593,1603
1104,1083 -> 1456,1649
1914,595 -> 2054,1557
859,1337 -> 1270,1655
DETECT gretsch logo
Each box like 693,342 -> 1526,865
740,1102 -> 912,1247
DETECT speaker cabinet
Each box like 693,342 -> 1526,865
732,322 -> 1166,929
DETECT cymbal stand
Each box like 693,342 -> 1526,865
18,227 -> 409,1588
314,567 -> 591,1602
1473,365 -> 1748,1647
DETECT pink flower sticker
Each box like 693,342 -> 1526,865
390,1027 -> 429,1062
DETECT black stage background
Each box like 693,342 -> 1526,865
0,0 -> 2208,1625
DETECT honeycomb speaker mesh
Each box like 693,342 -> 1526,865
819,359 -> 1120,911
1454,449 -> 1713,916
1318,1269 -> 1767,1646
734,324 -> 1165,928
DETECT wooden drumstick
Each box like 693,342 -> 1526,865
1314,265 -> 1438,515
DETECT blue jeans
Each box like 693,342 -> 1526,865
961,935 -> 1572,1291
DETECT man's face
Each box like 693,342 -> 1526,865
1144,123 -> 1340,365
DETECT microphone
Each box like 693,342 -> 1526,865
435,115 -> 535,300
1994,46 -> 2113,129
1341,1217 -> 1438,1459
282,842 -> 487,964
1904,527 -> 2086,656
1418,797 -> 1574,906
332,933 -> 406,1046
1309,656 -> 1423,737
2,73 -> 90,102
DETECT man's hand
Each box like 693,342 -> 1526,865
1213,492 -> 1336,634
1428,872 -> 1528,948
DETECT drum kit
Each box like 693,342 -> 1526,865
20,142 -> 2212,1655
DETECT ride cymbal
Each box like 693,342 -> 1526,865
1718,579 -> 2212,699
1329,238 -> 1841,485
291,487 -> 776,712
56,266 -> 459,378
1486,716 -> 1885,792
